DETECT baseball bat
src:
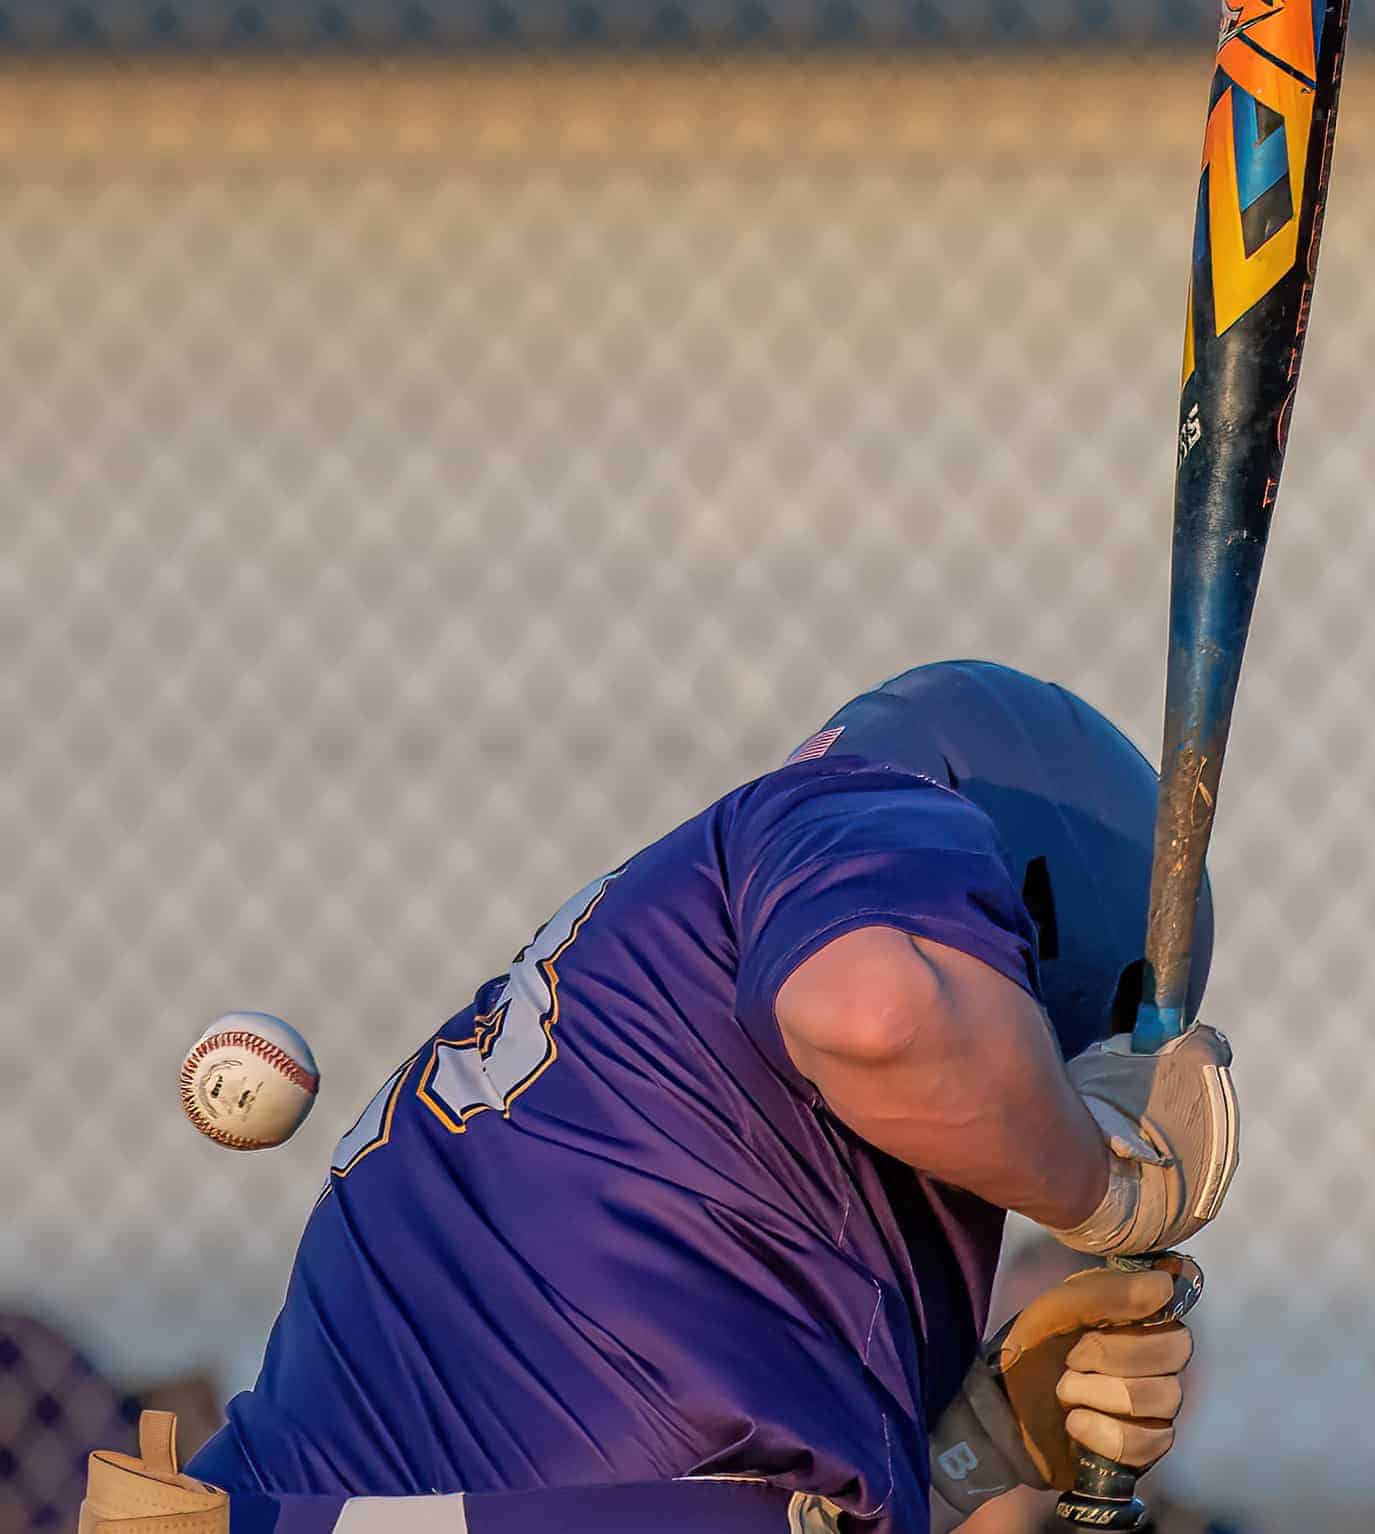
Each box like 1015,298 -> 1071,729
1057,3 -> 1350,1527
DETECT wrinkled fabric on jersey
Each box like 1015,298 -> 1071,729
190,758 -> 1042,1534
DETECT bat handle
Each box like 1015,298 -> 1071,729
1055,1451 -> 1150,1530
1054,1253 -> 1204,1531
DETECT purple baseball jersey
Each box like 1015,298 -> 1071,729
190,757 -> 1042,1534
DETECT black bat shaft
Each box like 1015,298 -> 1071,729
1061,5 -> 1350,1526
1135,0 -> 1351,1052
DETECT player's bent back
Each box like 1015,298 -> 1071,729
190,756 -> 1039,1534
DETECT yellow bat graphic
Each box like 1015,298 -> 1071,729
1183,0 -> 1323,381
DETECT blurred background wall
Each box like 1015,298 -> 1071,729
4,5 -> 1375,1531
0,0 -> 1364,47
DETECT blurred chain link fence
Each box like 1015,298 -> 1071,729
4,50 -> 1375,1533
0,0 -> 1371,48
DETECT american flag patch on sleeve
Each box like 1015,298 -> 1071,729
785,725 -> 846,765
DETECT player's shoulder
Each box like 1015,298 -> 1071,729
721,752 -> 1004,857
732,750 -> 945,800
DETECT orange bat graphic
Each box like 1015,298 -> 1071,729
1183,0 -> 1324,378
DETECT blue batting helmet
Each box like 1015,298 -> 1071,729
810,661 -> 1213,1060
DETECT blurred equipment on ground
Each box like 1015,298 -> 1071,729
0,1315 -> 220,1534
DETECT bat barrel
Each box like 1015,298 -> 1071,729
1132,0 -> 1352,1055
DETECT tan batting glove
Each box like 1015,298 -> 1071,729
929,1265 -> 1193,1519
1049,1024 -> 1239,1258
79,1411 -> 228,1533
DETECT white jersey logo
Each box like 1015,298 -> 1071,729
419,871 -> 619,1133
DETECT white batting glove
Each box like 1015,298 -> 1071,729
1049,1024 -> 1239,1259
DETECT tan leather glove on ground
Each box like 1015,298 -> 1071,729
80,1411 -> 227,1534
1050,1024 -> 1239,1258
929,1264 -> 1194,1521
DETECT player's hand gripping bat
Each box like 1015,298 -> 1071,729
1056,3 -> 1350,1527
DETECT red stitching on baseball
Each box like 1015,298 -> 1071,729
180,1029 -> 318,1147
183,1123 -> 273,1151
182,1030 -> 318,1093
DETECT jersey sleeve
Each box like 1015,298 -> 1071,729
726,759 -> 1041,1088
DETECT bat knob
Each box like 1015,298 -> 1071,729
1055,1452 -> 1149,1530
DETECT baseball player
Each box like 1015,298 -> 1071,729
80,661 -> 1238,1534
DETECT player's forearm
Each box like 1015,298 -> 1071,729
778,930 -> 1108,1229
797,1009 -> 1107,1227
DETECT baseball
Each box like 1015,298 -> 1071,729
179,1012 -> 319,1150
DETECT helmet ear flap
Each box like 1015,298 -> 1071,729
1107,958 -> 1146,1037
1020,856 -> 1059,961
